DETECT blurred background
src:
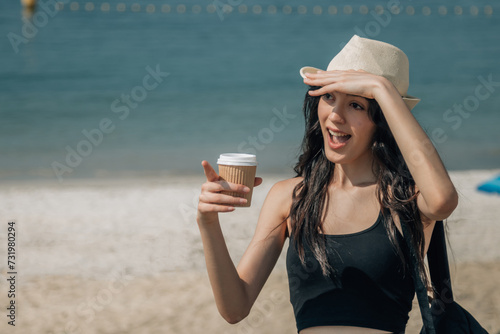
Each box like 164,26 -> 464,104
1,0 -> 499,181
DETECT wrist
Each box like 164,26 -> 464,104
373,76 -> 407,108
197,212 -> 220,227
372,76 -> 392,99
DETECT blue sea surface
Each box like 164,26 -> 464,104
1,0 -> 499,181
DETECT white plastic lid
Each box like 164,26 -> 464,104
217,153 -> 257,166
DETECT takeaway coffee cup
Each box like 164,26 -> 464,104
217,153 -> 258,207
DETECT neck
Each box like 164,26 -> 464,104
332,153 -> 377,188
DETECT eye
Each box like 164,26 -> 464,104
351,102 -> 365,110
323,93 -> 335,101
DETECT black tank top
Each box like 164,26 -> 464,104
286,212 -> 414,333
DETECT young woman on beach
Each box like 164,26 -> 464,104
196,35 -> 458,333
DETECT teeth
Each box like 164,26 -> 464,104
328,129 -> 349,137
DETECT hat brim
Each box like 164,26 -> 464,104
299,66 -> 420,110
402,96 -> 420,110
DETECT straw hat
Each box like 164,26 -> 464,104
300,35 -> 420,110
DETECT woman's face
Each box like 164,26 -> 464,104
317,91 -> 376,165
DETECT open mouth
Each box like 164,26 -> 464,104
328,129 -> 351,145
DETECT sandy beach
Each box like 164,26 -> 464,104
0,169 -> 499,333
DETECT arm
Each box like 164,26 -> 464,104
197,161 -> 291,323
371,78 -> 458,221
304,70 -> 458,221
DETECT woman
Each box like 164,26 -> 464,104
197,35 -> 458,333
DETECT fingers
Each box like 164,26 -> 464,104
198,177 -> 251,214
304,70 -> 377,100
198,202 -> 236,213
202,180 -> 250,193
304,72 -> 341,96
305,69 -> 363,78
304,71 -> 344,87
307,84 -> 337,96
303,69 -> 364,85
201,160 -> 219,182
198,190 -> 247,213
199,192 -> 248,207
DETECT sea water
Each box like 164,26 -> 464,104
1,0 -> 499,181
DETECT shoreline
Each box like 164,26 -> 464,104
0,167 -> 498,186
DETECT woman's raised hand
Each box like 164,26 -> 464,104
197,161 -> 263,221
303,69 -> 393,102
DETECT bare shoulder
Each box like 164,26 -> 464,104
267,177 -> 303,203
260,177 -> 302,217
270,177 -> 303,193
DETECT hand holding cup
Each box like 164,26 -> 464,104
198,155 -> 262,218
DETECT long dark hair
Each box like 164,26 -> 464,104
289,86 -> 430,288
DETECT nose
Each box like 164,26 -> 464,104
328,105 -> 346,124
